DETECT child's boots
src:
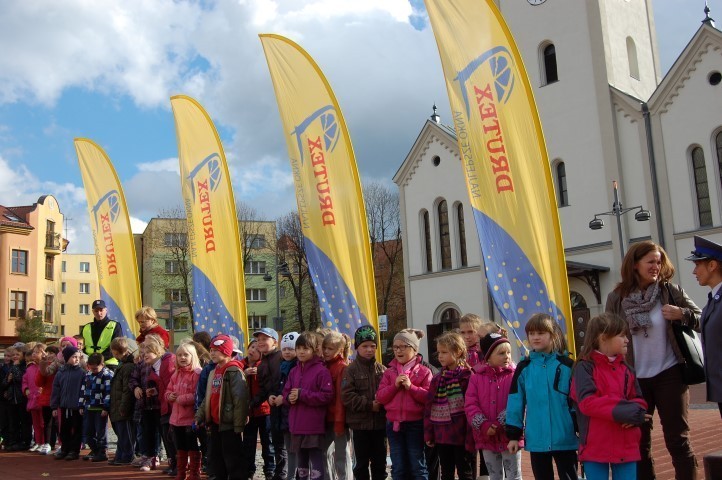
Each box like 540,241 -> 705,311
187,450 -> 202,480
174,451 -> 188,480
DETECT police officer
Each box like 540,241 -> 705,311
687,235 -> 722,418
81,299 -> 122,370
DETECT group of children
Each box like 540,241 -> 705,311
0,307 -> 651,480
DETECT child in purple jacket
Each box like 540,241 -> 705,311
283,332 -> 334,480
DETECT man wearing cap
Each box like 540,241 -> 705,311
687,235 -> 722,417
81,300 -> 122,370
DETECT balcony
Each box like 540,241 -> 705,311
45,232 -> 62,254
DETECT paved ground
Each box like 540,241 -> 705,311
1,384 -> 719,479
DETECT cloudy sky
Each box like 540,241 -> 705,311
0,0 -> 712,253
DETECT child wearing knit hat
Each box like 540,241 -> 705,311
50,347 -> 85,460
376,329 -> 433,480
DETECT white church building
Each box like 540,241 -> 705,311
394,1 -> 722,358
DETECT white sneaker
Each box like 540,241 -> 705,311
29,444 -> 40,452
39,444 -> 51,455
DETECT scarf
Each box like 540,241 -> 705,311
621,282 -> 660,337
429,365 -> 466,424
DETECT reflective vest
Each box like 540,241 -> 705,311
82,320 -> 118,366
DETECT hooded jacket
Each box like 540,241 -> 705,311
196,360 -> 249,433
325,354 -> 348,434
505,351 -> 578,452
147,352 -> 176,416
283,355 -> 334,435
109,353 -> 136,422
341,355 -> 386,431
376,354 -> 432,427
166,365 -> 201,427
571,351 -> 647,463
50,363 -> 85,410
240,357 -> 270,417
465,362 -> 519,452
22,362 -> 41,410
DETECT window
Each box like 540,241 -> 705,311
9,290 -> 27,319
80,283 -> 90,294
692,147 -> 712,227
11,249 -> 28,274
44,295 -> 53,323
279,286 -> 287,298
626,37 -> 639,80
246,289 -> 267,302
61,282 -> 66,294
165,260 -> 182,274
45,255 -> 54,280
245,235 -> 267,249
249,315 -> 268,330
556,161 -> 569,206
457,204 -> 468,267
79,304 -> 90,315
438,200 -> 452,270
61,304 -> 65,315
164,233 -> 187,248
423,210 -> 432,273
80,262 -> 90,273
61,260 -> 66,272
542,43 -> 558,85
244,261 -> 267,275
165,289 -> 188,303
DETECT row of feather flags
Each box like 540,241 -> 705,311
74,0 -> 575,355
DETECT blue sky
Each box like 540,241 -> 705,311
0,0 -> 713,253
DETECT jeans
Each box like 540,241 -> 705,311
528,450 -> 578,480
244,415 -> 275,476
351,429 -> 387,480
82,410 -> 108,454
323,426 -> 352,480
386,420 -> 427,480
583,461 -> 636,480
638,365 -> 697,480
59,408 -> 83,454
112,420 -> 135,462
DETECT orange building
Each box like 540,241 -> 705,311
0,195 -> 65,339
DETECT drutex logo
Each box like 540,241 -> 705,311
187,153 -> 222,253
454,46 -> 516,193
91,190 -> 121,276
290,105 -> 340,227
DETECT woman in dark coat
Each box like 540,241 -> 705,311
606,241 -> 701,480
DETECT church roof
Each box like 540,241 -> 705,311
393,119 -> 458,188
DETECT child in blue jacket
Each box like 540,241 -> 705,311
505,313 -> 578,480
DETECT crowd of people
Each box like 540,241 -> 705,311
0,237 -> 721,480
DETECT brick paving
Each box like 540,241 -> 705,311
1,384 -> 720,479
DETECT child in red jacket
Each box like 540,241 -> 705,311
241,339 -> 275,479
571,313 -> 649,480
322,331 -> 352,480
376,329 -> 433,480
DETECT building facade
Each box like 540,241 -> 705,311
0,195 -> 64,339
59,253 -> 100,337
394,2 -> 722,358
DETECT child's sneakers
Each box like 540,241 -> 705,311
38,444 -> 51,455
139,456 -> 158,472
132,455 -> 147,467
29,443 -> 40,452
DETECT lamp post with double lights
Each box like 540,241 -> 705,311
588,180 -> 651,260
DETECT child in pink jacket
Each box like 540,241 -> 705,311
22,345 -> 46,452
165,342 -> 202,480
376,329 -> 433,480
465,333 -> 522,480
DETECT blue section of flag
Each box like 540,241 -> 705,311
192,266 -> 245,347
304,237 -> 369,339
472,208 -> 566,335
100,286 -> 128,336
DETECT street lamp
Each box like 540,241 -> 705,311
264,260 -> 290,331
588,180 -> 651,259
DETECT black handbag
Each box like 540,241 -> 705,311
665,284 -> 706,385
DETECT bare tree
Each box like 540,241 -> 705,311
236,201 -> 266,267
276,211 -> 320,332
364,181 -> 406,333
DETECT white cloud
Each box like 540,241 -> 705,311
137,158 -> 180,173
130,216 -> 148,234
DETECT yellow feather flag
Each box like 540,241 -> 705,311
259,34 -> 378,341
170,95 -> 248,345
75,139 -> 142,337
424,0 -> 574,353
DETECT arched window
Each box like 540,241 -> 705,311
627,37 -> 639,80
457,204 -> 468,267
716,131 -> 722,190
440,307 -> 460,323
438,200 -> 452,270
555,161 -> 569,206
542,43 -> 558,85
422,210 -> 432,272
692,147 -> 712,227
